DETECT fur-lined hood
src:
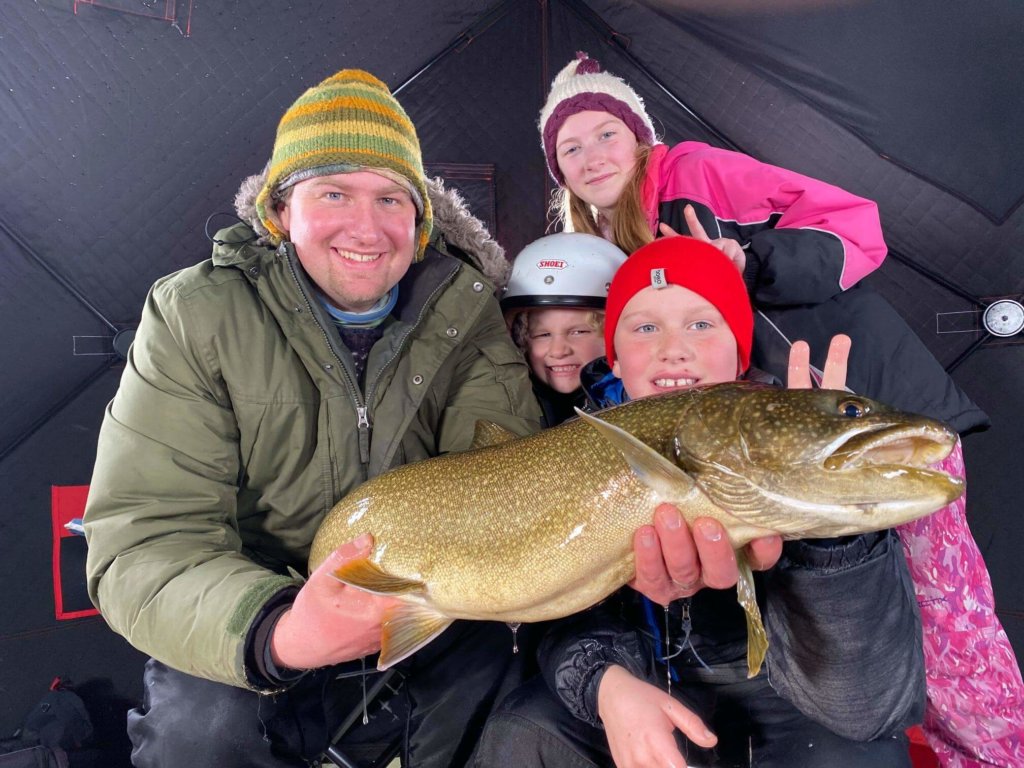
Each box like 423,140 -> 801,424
234,165 -> 510,288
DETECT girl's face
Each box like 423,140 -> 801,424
555,111 -> 639,220
525,308 -> 605,394
611,285 -> 740,400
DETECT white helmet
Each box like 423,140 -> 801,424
500,232 -> 628,312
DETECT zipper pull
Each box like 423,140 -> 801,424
356,406 -> 370,465
679,597 -> 712,672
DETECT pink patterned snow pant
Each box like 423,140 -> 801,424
897,441 -> 1024,767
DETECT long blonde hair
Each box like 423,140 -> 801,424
550,144 -> 654,255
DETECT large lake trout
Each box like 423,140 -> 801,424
309,381 -> 963,674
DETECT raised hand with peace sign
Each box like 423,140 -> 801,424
658,204 -> 747,274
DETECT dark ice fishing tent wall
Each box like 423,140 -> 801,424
1,0 -> 1021,762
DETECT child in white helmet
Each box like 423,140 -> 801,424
501,232 -> 627,426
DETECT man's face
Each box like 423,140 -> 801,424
555,111 -> 639,220
611,284 -> 740,400
278,171 -> 417,312
525,307 -> 605,394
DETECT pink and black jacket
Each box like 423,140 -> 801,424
644,142 -> 885,304
639,142 -> 1021,765
641,141 -> 986,435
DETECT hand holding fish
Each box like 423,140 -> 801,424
271,533 -> 400,670
617,335 -> 854,611
658,206 -> 746,274
630,505 -> 782,604
598,664 -> 717,768
310,380 -> 963,673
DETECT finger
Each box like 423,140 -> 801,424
630,525 -> 675,606
691,518 -> 738,590
653,504 -> 702,593
663,699 -> 718,749
716,239 -> 746,274
683,204 -> 710,241
786,340 -> 812,389
314,533 -> 374,584
643,730 -> 691,768
658,221 -> 681,238
745,535 -> 783,571
820,334 -> 852,390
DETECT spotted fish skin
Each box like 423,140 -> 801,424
309,381 -> 963,670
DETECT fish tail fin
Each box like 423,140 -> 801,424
735,553 -> 769,678
332,558 -> 426,596
378,603 -> 453,670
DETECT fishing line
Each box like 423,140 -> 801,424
506,622 -> 521,653
360,656 -> 369,725
643,597 -> 678,689
664,607 -> 673,695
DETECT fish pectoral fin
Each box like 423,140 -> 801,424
471,419 -> 520,449
735,553 -> 769,679
575,407 -> 695,498
332,558 -> 426,596
378,603 -> 454,671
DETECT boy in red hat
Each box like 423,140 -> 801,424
475,236 -> 924,768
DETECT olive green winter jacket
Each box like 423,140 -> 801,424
83,218 -> 541,689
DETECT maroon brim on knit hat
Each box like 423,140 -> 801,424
542,94 -> 655,186
603,237 -> 754,371
538,53 -> 656,184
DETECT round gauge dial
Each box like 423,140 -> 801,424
982,299 -> 1024,337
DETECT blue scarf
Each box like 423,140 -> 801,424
318,286 -> 398,329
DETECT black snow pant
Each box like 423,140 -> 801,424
127,621 -> 536,768
472,674 -> 912,768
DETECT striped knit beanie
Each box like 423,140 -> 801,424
255,69 -> 433,260
604,237 -> 753,371
539,52 -> 656,184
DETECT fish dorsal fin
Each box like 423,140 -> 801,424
575,407 -> 695,499
471,419 -> 519,450
378,602 -> 454,670
735,553 -> 768,678
332,558 -> 426,596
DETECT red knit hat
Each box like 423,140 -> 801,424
604,237 -> 753,371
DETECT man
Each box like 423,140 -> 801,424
85,69 -> 779,767
83,69 -> 544,767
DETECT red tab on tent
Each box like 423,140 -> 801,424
51,485 -> 99,620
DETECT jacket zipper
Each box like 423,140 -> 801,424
285,250 -> 461,473
363,263 -> 459,421
284,253 -> 372,470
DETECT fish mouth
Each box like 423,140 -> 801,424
824,423 -> 956,471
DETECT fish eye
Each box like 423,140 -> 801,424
838,399 -> 868,418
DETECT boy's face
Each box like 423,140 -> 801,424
611,285 -> 739,400
526,308 -> 605,394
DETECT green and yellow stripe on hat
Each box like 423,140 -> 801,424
256,69 -> 433,260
